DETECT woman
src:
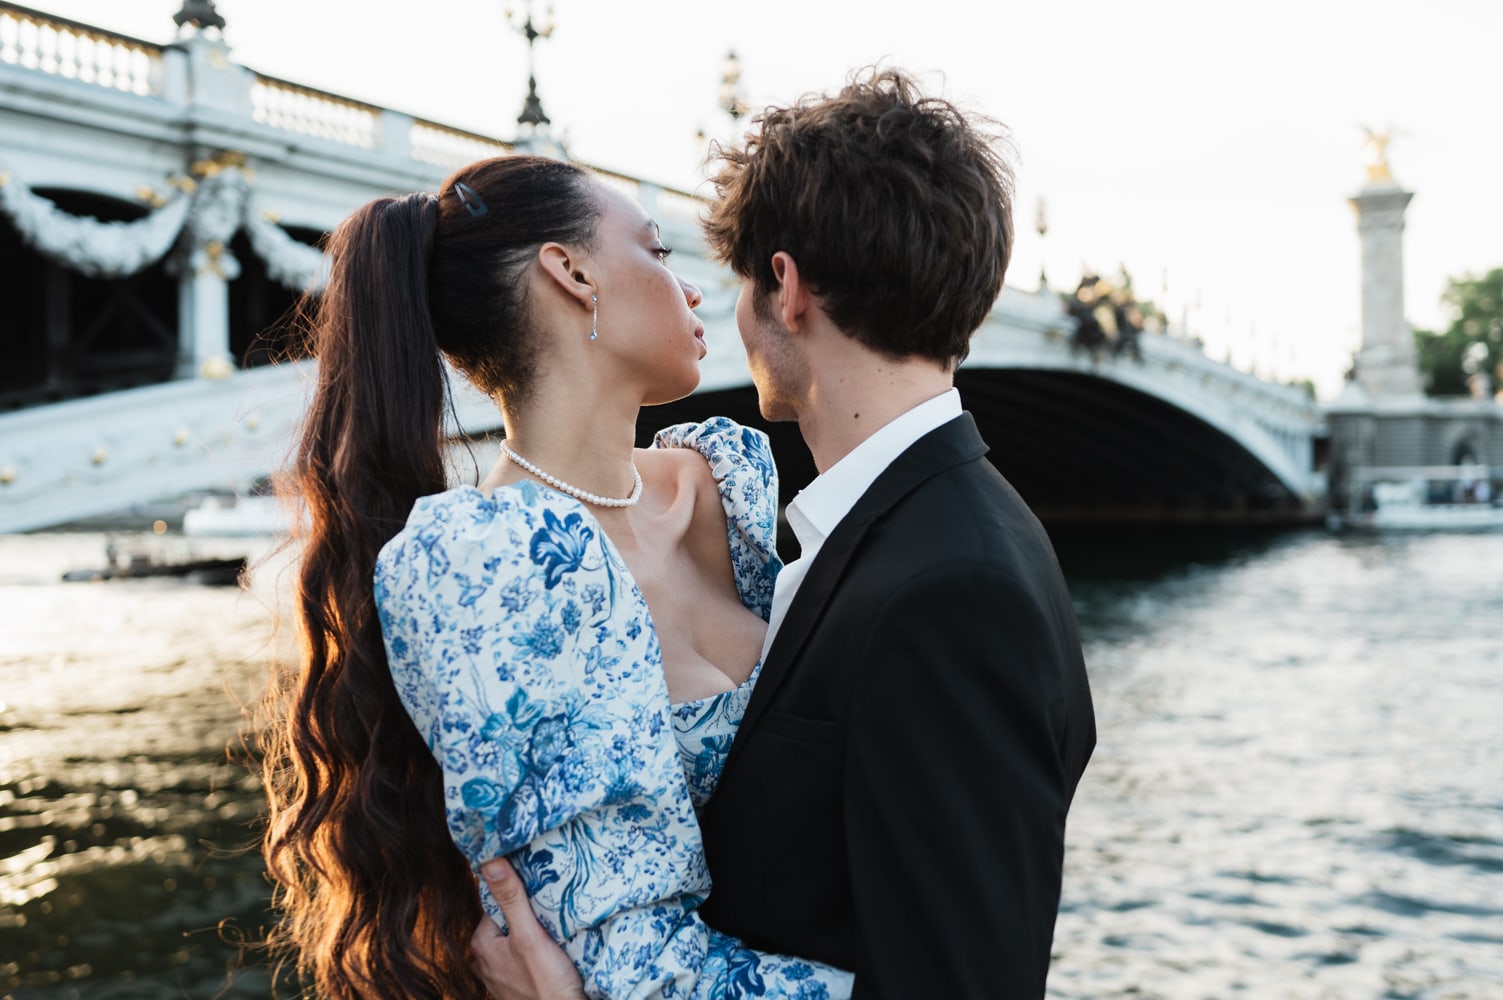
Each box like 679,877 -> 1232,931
262,155 -> 853,999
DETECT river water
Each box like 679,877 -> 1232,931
1,526 -> 1500,998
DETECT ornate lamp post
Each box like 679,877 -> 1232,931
718,49 -> 749,124
1034,196 -> 1049,291
505,2 -> 556,133
696,49 -> 749,148
173,0 -> 226,33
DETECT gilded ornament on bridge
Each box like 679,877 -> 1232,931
1361,126 -> 1396,185
136,185 -> 169,208
200,356 -> 234,380
199,240 -> 229,278
189,150 -> 249,179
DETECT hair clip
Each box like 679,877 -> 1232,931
454,182 -> 488,218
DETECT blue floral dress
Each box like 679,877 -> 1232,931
375,418 -> 854,1000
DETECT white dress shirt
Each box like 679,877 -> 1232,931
759,388 -> 963,663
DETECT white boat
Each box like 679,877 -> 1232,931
1367,502 -> 1503,532
1338,466 -> 1503,532
182,494 -> 292,537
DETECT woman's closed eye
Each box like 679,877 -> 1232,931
652,244 -> 674,263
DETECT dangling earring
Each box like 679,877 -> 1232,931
590,293 -> 598,341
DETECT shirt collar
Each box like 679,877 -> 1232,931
786,388 -> 962,552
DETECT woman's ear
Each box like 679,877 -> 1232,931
537,242 -> 595,307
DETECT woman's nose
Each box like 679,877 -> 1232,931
680,276 -> 703,308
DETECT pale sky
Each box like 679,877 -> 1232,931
28,0 -> 1503,397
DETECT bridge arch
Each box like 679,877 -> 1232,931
0,186 -> 329,407
0,188 -> 177,408
633,365 -> 1311,532
951,368 -> 1305,521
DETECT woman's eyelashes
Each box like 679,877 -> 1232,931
651,243 -> 674,262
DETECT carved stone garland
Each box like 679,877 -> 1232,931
0,159 -> 329,291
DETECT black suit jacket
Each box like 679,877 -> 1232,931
698,413 -> 1095,999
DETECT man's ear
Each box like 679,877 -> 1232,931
770,251 -> 810,333
537,242 -> 595,308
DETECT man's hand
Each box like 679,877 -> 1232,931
470,857 -> 588,1000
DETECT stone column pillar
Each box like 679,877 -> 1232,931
176,257 -> 233,379
378,109 -> 415,163
1349,182 -> 1422,397
173,163 -> 248,379
167,13 -> 253,380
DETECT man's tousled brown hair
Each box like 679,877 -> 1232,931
704,67 -> 1015,365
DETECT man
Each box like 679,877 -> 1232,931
472,68 -> 1096,999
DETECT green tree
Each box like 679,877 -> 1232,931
1414,268 -> 1503,396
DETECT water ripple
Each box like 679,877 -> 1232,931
4,528 -> 1503,997
1051,528 -> 1503,999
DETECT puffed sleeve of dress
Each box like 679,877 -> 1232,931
375,417 -> 853,1000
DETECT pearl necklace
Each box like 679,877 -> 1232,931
499,442 -> 643,508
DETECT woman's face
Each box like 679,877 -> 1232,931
584,183 -> 705,404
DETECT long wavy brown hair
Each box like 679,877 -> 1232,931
259,155 -> 600,999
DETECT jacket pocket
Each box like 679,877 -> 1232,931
755,709 -> 843,745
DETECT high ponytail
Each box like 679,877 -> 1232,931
263,191 -> 478,999
259,159 -> 601,998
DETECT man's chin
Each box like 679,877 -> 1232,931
755,396 -> 799,423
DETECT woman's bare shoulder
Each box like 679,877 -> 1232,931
635,445 -> 722,516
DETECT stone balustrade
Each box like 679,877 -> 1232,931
410,119 -> 510,168
250,75 -> 381,149
0,0 -> 703,215
0,3 -> 160,95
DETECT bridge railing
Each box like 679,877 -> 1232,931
248,73 -> 526,172
0,2 -> 694,215
409,119 -> 510,168
591,166 -> 707,233
250,74 -> 383,149
0,1 -> 710,216
0,3 -> 161,95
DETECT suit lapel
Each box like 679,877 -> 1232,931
716,414 -> 989,784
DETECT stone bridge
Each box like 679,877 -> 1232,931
0,2 -> 1324,533
0,281 -> 1325,533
